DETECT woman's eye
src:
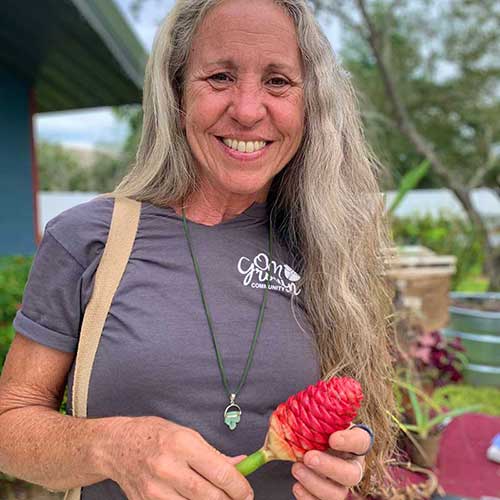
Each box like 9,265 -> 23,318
268,77 -> 289,87
208,73 -> 232,83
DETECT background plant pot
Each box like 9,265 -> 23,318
407,433 -> 442,469
445,292 -> 500,387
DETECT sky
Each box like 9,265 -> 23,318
35,0 -> 342,150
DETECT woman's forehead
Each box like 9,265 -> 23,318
189,0 -> 301,70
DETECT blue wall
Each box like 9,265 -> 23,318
0,69 -> 36,256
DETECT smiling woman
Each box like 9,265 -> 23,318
178,0 -> 305,214
1,1 -> 397,500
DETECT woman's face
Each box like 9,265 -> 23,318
182,0 -> 305,201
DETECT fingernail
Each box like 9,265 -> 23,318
306,454 -> 320,467
294,483 -> 304,498
293,464 -> 304,478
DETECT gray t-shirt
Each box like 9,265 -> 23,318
13,195 -> 321,499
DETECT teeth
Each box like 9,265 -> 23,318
222,138 -> 267,153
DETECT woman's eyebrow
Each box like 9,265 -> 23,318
203,59 -> 297,74
265,63 -> 295,73
203,58 -> 237,70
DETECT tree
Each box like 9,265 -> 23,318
312,0 -> 500,289
86,150 -> 133,193
37,140 -> 132,193
112,105 -> 143,159
37,141 -> 91,191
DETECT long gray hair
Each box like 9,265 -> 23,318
109,0 -> 396,492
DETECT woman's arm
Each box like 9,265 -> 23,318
0,333 -> 124,491
0,334 -> 254,499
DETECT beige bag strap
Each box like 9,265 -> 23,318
64,196 -> 141,500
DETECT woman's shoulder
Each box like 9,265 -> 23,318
44,195 -> 116,269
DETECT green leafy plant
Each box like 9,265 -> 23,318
387,160 -> 430,216
0,255 -> 68,416
391,373 -> 481,440
0,255 -> 32,371
391,212 -> 485,289
432,384 -> 500,417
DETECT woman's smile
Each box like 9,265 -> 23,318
215,135 -> 273,162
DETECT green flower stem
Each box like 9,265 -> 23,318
235,448 -> 269,476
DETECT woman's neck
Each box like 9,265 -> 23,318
173,182 -> 269,226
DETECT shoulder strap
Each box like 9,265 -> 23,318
64,196 -> 141,500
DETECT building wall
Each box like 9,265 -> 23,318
0,69 -> 37,256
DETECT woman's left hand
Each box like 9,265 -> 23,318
291,426 -> 370,499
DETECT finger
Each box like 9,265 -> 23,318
172,465 -> 233,500
326,449 -> 359,461
133,480 -> 188,500
186,445 -> 253,499
303,450 -> 365,488
329,427 -> 372,455
292,481 -> 321,499
224,454 -> 248,466
292,464 -> 348,499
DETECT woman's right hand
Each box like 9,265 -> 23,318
105,416 -> 254,500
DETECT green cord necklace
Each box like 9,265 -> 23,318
181,207 -> 273,430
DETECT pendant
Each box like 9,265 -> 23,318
224,393 -> 242,431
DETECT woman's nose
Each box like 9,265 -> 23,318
228,85 -> 267,128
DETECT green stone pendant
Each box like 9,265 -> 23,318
224,394 -> 242,431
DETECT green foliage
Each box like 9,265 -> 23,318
112,105 -> 143,159
455,274 -> 489,292
387,160 -> 430,215
323,0 -> 500,191
392,375 -> 481,439
391,212 -> 485,289
0,256 -> 32,370
37,140 -> 133,193
0,256 -> 68,415
0,324 -> 15,374
85,151 -> 131,193
432,384 -> 500,417
38,141 -> 91,191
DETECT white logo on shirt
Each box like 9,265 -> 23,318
237,252 -> 302,296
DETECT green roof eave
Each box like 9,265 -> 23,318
71,0 -> 147,90
0,0 -> 148,112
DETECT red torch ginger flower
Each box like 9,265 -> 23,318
269,377 -> 363,460
236,377 -> 364,475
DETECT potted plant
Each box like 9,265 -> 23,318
410,330 -> 467,394
391,374 -> 481,468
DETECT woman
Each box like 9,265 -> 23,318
0,0 -> 396,498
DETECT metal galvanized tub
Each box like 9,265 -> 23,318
461,363 -> 500,387
443,292 -> 500,387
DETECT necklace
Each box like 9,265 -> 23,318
181,206 -> 273,430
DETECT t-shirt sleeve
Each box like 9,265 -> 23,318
13,227 -> 85,353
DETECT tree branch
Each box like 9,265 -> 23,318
468,126 -> 499,188
360,110 -> 399,130
311,1 -> 368,40
354,0 -> 464,193
468,161 -> 499,189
